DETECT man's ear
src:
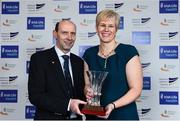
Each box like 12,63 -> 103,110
53,30 -> 57,39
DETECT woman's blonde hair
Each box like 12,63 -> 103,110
96,9 -> 120,30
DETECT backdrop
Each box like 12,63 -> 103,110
0,0 -> 180,120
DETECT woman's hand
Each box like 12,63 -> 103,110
97,103 -> 115,119
84,86 -> 94,103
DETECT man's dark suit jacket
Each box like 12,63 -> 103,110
28,47 -> 85,120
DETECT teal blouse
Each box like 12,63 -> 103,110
83,43 -> 139,120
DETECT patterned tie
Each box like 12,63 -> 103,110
62,55 -> 74,98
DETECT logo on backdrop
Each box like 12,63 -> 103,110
1,63 -> 16,71
78,45 -> 92,57
2,19 -> 17,27
88,32 -> 97,38
79,32 -> 98,41
80,18 -> 95,27
27,3 -> 45,13
0,76 -> 18,85
1,45 -> 19,58
132,31 -> 151,44
133,4 -> 148,12
115,3 -> 124,10
2,2 -> 19,14
0,90 -> 18,103
26,61 -> 30,74
143,77 -> 151,90
138,108 -> 151,118
159,91 -> 179,105
159,46 -> 178,59
27,34 -> 43,42
160,18 -> 177,27
159,77 -> 179,88
25,106 -> 36,119
132,17 -> 151,28
159,0 -> 178,13
159,32 -> 178,42
79,1 -> 97,14
26,47 -> 45,59
161,109 -> 177,118
52,18 -> 71,28
54,4 -> 69,12
119,16 -> 124,30
160,64 -> 176,72
27,17 -> 45,30
1,32 -> 19,42
142,62 -> 151,69
141,62 -> 151,75
105,3 -> 124,11
0,106 -> 16,116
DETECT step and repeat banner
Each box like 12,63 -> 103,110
0,0 -> 180,120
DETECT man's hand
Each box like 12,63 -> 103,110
70,99 -> 87,115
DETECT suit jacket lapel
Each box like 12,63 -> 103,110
70,53 -> 79,97
48,47 -> 68,95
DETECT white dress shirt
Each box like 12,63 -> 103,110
54,46 -> 77,118
54,46 -> 74,85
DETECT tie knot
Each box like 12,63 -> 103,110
62,55 -> 69,60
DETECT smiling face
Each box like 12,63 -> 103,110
95,9 -> 120,44
54,20 -> 76,53
96,17 -> 117,43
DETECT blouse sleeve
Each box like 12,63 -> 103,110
126,45 -> 139,63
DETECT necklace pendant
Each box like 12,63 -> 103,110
104,58 -> 107,68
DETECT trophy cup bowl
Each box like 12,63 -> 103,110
81,70 -> 108,116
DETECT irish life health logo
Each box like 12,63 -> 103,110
159,46 -> 178,59
119,16 -> 124,30
160,91 -> 179,105
143,77 -> 151,90
0,90 -> 18,103
25,106 -> 36,119
27,17 -> 45,30
2,2 -> 19,14
79,1 -> 97,14
159,0 -> 178,13
1,45 -> 19,58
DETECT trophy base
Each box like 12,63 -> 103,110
81,105 -> 106,116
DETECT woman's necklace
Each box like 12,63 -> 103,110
99,42 -> 117,69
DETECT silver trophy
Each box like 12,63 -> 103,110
81,70 -> 108,116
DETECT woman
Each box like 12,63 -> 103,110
83,9 -> 143,120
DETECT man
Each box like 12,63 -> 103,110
28,20 -> 86,120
